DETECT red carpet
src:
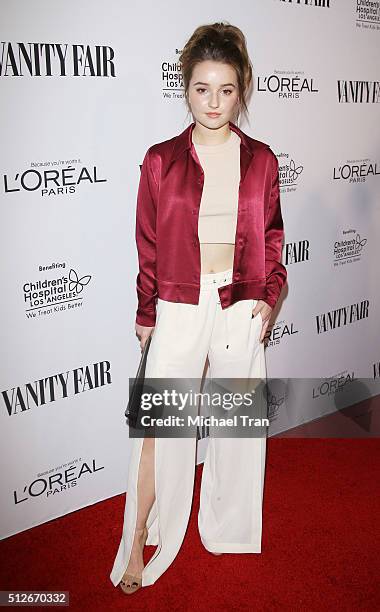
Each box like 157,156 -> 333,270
1,439 -> 379,611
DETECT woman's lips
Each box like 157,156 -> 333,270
206,113 -> 221,117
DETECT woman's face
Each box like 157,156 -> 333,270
187,60 -> 240,130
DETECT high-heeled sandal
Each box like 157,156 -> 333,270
119,526 -> 148,595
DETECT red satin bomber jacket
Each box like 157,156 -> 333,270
135,120 -> 287,327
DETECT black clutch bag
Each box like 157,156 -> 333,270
125,334 -> 152,429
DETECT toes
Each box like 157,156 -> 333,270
120,575 -> 141,589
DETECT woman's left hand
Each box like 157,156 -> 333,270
252,300 -> 272,343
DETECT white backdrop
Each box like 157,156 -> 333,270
1,0 -> 379,539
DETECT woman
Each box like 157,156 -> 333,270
110,22 -> 287,594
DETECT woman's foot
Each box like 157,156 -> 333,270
119,526 -> 148,595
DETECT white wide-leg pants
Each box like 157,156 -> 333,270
110,267 -> 267,587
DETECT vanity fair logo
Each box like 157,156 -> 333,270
162,50 -> 184,99
23,265 -> 92,316
285,239 -> 310,265
333,229 -> 367,266
0,42 -> 116,77
312,371 -> 355,399
2,361 -> 111,417
3,158 -> 107,198
337,80 -> 380,103
316,300 -> 369,333
333,158 -> 379,183
257,70 -> 318,99
355,0 -> 380,28
278,152 -> 304,192
13,458 -> 105,505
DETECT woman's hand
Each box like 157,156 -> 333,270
135,323 -> 155,351
252,300 -> 272,343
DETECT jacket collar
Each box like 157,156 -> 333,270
169,120 -> 254,181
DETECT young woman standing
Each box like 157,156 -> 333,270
110,21 -> 287,594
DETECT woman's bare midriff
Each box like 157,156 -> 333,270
200,243 -> 235,273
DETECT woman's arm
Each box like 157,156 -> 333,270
135,147 -> 159,327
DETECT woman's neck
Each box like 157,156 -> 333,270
192,122 -> 231,146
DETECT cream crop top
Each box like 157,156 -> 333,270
193,129 -> 241,244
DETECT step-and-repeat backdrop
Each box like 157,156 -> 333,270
1,1 -> 379,538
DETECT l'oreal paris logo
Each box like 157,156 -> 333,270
257,71 -> 318,98
3,160 -> 107,197
333,159 -> 379,182
13,458 -> 105,504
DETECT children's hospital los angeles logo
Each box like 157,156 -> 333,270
161,49 -> 184,100
23,263 -> 92,318
278,152 -> 304,193
333,228 -> 368,267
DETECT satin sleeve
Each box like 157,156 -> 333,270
135,147 -> 159,327
264,151 -> 287,309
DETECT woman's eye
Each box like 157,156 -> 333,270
195,88 -> 233,95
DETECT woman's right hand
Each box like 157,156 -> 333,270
135,323 -> 155,351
